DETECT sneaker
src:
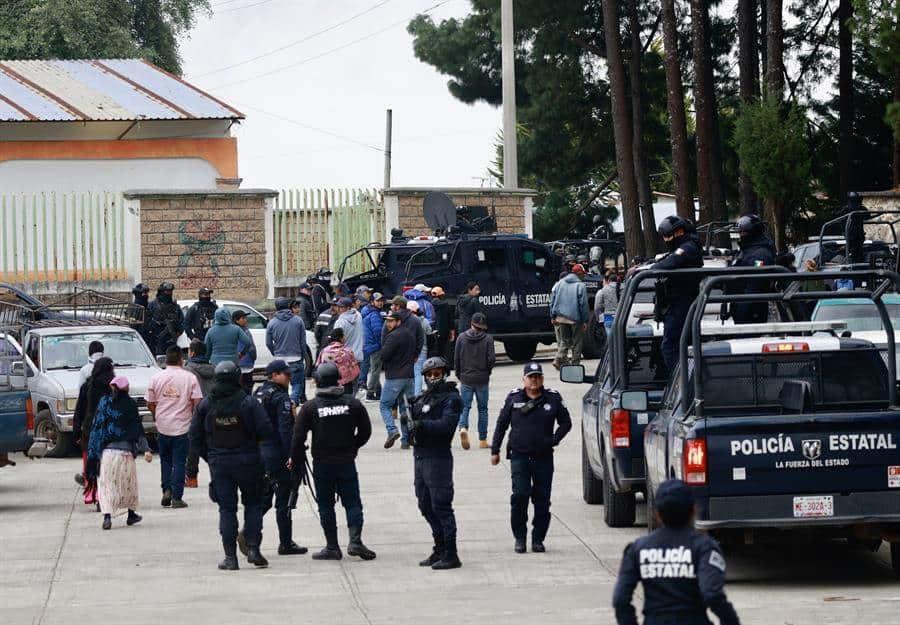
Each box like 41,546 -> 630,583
384,432 -> 401,449
459,429 -> 470,450
184,476 -> 198,488
479,440 -> 489,449
312,546 -> 343,560
171,499 -> 188,509
161,489 -> 172,507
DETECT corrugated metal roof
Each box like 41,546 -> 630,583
0,59 -> 244,122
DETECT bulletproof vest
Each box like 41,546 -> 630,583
254,384 -> 282,430
156,301 -> 181,336
197,303 -> 216,330
211,408 -> 249,449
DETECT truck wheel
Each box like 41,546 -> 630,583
582,435 -> 603,505
891,543 -> 900,577
603,468 -> 637,527
503,339 -> 537,363
34,410 -> 72,458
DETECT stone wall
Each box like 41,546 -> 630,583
861,190 -> 900,242
383,187 -> 536,238
125,189 -> 276,302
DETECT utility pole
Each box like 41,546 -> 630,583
501,0 -> 518,189
383,108 -> 393,189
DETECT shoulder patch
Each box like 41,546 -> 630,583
675,248 -> 685,256
508,388 -> 521,396
708,550 -> 726,573
546,388 -> 560,394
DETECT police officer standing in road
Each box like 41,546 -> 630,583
189,361 -> 279,571
724,214 -> 775,325
491,362 -> 571,553
148,282 -> 185,356
648,216 -> 703,374
253,360 -> 308,557
612,479 -> 741,625
409,357 -> 462,570
185,287 -> 218,342
291,362 -> 375,561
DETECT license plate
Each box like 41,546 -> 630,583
793,495 -> 834,518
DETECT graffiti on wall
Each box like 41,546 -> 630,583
176,221 -> 225,288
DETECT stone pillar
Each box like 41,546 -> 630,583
124,189 -> 277,302
860,190 -> 900,242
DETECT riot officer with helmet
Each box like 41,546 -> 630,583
613,479 -> 741,625
131,283 -> 152,346
647,216 -> 703,374
409,357 -> 462,570
253,360 -> 308,557
147,282 -> 185,356
189,361 -> 280,571
185,287 -> 218,342
724,214 -> 775,324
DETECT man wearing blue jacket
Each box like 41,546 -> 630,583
549,266 -> 590,369
406,284 -> 435,323
360,293 -> 385,400
266,297 -> 308,405
205,308 -> 246,366
232,309 -> 257,393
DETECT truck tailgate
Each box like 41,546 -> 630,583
0,391 -> 31,454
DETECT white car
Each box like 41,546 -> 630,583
177,299 -> 315,374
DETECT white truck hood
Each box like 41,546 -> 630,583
45,365 -> 160,399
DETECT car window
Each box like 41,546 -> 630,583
522,246 -> 552,274
41,332 -> 154,370
812,302 -> 900,333
26,335 -> 40,369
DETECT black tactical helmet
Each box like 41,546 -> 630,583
198,287 -> 213,298
657,215 -> 689,238
132,283 -> 149,296
314,362 -> 340,388
274,297 -> 293,311
735,214 -> 764,238
213,360 -> 240,384
158,282 -> 175,293
422,356 -> 448,377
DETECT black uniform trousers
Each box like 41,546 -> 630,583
210,459 -> 265,549
510,452 -> 554,543
662,298 -> 692,374
313,461 -> 364,541
260,468 -> 294,546
414,455 -> 457,544
186,448 -> 200,479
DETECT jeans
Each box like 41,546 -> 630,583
413,352 -> 427,395
510,453 -> 554,543
459,384 -> 489,440
366,351 -> 382,395
158,433 -> 189,501
554,322 -> 584,365
289,360 -> 306,404
359,354 -> 370,388
414,455 -> 456,544
261,470 -> 295,546
313,461 -> 364,543
379,378 -> 414,443
210,460 -> 265,552
662,298 -> 692,374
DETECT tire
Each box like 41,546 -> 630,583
34,410 -> 72,458
503,339 -> 538,363
582,435 -> 603,505
603,463 -> 637,527
891,543 -> 900,577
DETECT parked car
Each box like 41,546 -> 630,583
0,334 -> 47,467
177,299 -> 315,374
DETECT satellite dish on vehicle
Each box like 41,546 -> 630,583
423,192 -> 457,232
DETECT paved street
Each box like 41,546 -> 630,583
3,355 -> 900,625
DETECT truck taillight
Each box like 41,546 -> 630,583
762,342 -> 809,353
611,409 -> 630,448
683,438 -> 707,485
25,397 -> 34,432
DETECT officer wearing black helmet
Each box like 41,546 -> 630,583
613,479 -> 740,625
291,362 -> 375,561
131,283 -> 152,346
252,360 -> 307,557
409,357 -> 462,570
724,214 -> 776,324
189,361 -> 280,571
147,282 -> 185,356
650,216 -> 703,373
185,287 -> 218,342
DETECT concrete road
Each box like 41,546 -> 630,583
2,357 -> 899,625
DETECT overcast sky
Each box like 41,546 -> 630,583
181,0 -> 501,191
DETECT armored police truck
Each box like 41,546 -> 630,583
338,192 -> 563,362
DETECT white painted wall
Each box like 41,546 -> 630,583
0,157 -> 219,193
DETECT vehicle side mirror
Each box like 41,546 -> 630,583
156,355 -> 167,368
560,365 -> 585,384
9,361 -> 27,390
621,390 -> 648,412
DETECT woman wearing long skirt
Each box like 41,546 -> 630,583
75,357 -> 115,508
88,376 -> 152,530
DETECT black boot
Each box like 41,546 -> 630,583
431,539 -> 461,570
278,541 -> 309,555
126,510 -> 142,526
218,542 -> 239,570
246,545 -> 269,568
313,527 -> 343,560
347,526 -> 376,560
419,539 -> 445,567
102,514 -> 111,530
237,529 -> 248,556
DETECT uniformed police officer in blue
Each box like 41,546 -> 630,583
649,216 -> 703,373
409,356 -> 463,570
613,479 -> 741,625
491,361 -> 572,553
725,214 -> 776,324
189,361 -> 280,571
253,359 -> 308,556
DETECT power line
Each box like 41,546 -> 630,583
236,102 -> 385,152
196,0 -> 395,78
210,0 -> 247,7
216,0 -> 280,13
205,0 -> 457,90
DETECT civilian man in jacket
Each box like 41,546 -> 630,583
78,340 -> 105,388
184,340 -> 214,488
430,287 -> 453,362
453,312 -> 495,449
333,297 -> 364,366
360,293 -> 385,400
378,310 -> 419,449
549,269 -> 590,369
205,308 -> 246,366
406,283 -> 435,323
455,281 -> 483,335
294,284 -> 318,330
491,362 -> 572,554
266,297 -> 308,405
291,362 -> 375,561
232,309 -> 257,393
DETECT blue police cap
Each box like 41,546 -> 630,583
523,361 -> 543,376
266,359 -> 291,376
655,479 -> 694,514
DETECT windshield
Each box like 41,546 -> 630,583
42,332 -> 154,371
812,303 -> 900,333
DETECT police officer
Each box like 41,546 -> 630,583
291,362 -> 375,561
253,360 -> 308,556
189,361 -> 279,571
185,287 -> 218,342
491,362 -> 572,553
649,216 -> 703,373
147,282 -> 185,356
409,357 -> 462,570
844,192 -> 869,265
612,479 -> 741,625
131,283 -> 152,346
722,214 -> 776,325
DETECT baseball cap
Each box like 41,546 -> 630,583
471,312 -> 488,329
406,300 -> 420,312
387,310 -> 404,320
372,292 -> 384,301
571,263 -> 586,275
337,297 -> 353,308
266,359 -> 291,376
414,283 -> 430,292
110,376 -> 130,390
356,285 -> 372,294
523,362 -> 543,376
654,479 -> 695,516
231,309 -> 248,321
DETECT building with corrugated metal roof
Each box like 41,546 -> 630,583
0,58 -> 244,193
